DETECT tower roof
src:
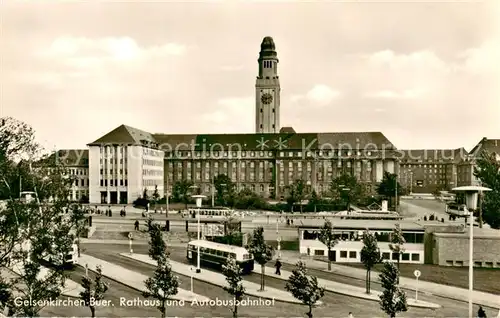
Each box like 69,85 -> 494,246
259,36 -> 278,60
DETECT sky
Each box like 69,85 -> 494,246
1,0 -> 499,152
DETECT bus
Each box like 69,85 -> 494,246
445,202 -> 468,217
187,240 -> 254,274
184,207 -> 235,220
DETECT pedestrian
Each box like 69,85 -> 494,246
274,259 -> 282,275
134,220 -> 139,231
478,306 -> 487,318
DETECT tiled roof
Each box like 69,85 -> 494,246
90,125 -> 396,152
398,148 -> 468,163
317,132 -> 395,150
38,149 -> 89,167
469,138 -> 500,158
88,125 -> 156,146
279,127 -> 296,133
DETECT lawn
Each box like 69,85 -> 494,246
345,262 -> 500,294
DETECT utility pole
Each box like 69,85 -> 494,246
211,175 -> 215,207
166,177 -> 169,212
395,177 -> 398,212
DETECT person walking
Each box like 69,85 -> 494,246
478,306 -> 487,318
274,259 -> 282,275
134,220 -> 139,231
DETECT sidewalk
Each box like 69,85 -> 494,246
79,254 -> 209,302
279,250 -> 500,310
80,238 -> 187,248
120,253 -> 307,305
252,266 -> 440,309
9,262 -> 83,298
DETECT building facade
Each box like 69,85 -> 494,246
456,138 -> 500,187
42,149 -> 89,202
298,219 -> 425,264
87,125 -> 164,204
256,36 -> 280,134
397,149 -> 467,193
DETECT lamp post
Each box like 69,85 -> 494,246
192,194 -> 206,273
452,186 -> 491,318
277,236 -> 282,259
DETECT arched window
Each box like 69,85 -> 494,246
259,184 -> 264,192
251,184 -> 256,192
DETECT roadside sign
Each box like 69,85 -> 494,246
414,270 -> 421,278
128,232 -> 133,240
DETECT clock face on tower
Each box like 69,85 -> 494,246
261,93 -> 273,105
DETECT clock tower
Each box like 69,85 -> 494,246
256,36 -> 280,133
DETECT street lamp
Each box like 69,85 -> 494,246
452,185 -> 491,318
192,194 -> 206,273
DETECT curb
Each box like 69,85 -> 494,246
119,253 -> 304,305
281,259 -> 500,310
77,260 -> 206,303
255,267 -> 440,310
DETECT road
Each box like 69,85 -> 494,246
399,199 -> 461,223
39,243 -> 498,317
92,217 -> 299,241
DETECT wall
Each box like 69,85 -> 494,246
299,237 -> 424,264
88,146 -> 101,204
432,234 -> 500,267
423,224 -> 465,264
127,145 -> 143,203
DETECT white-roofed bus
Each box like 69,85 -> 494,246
186,240 -> 254,274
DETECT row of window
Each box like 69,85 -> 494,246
313,250 -> 421,262
263,60 -> 275,69
100,169 -> 128,175
100,179 -> 128,187
303,230 -> 424,244
168,159 -> 379,171
143,180 -> 158,187
143,169 -> 162,176
100,158 -> 127,164
166,150 -> 380,159
143,159 -> 162,166
143,148 -> 162,157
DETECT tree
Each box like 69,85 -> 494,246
389,224 -> 406,272
172,179 -> 194,209
360,230 -> 382,294
0,117 -> 77,316
474,150 -> 500,229
317,220 -> 338,271
379,262 -> 408,318
330,173 -> 364,210
152,185 -> 160,210
147,218 -> 168,262
247,227 -> 273,291
286,179 -> 306,212
222,257 -> 245,318
79,265 -> 109,318
377,172 -> 402,211
214,174 -> 235,207
143,258 -> 179,318
285,261 -> 325,318
69,205 -> 87,257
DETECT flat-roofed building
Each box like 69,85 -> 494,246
431,227 -> 500,268
298,219 -> 425,264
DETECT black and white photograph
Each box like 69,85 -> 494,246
1,1 -> 499,317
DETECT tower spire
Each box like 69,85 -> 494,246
255,37 -> 280,133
